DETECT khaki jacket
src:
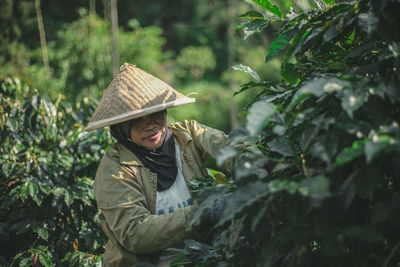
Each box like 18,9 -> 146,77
94,120 -> 238,266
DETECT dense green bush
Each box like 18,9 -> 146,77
0,76 -> 111,266
182,0 -> 400,266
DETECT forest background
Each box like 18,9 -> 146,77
1,0 -> 316,132
2,0 -> 400,266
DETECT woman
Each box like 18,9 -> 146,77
85,63 -> 240,266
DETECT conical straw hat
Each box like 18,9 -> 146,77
85,63 -> 195,131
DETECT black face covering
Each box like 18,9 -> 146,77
110,121 -> 178,191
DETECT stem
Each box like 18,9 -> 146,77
382,241 -> 400,267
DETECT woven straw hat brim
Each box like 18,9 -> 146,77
85,63 -> 195,132
85,97 -> 194,131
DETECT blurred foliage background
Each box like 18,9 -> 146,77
1,0 -> 318,132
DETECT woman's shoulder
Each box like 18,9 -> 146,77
100,142 -> 142,167
169,119 -> 211,134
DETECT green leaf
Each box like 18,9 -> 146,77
313,0 -> 326,10
28,183 -> 39,197
218,181 -> 269,226
266,29 -> 297,63
246,101 -> 276,136
364,137 -> 390,163
233,81 -> 273,96
39,252 -> 53,267
268,138 -> 294,157
31,95 -> 41,111
290,77 -> 348,108
20,182 -> 29,202
42,97 -> 57,118
358,13 -> 378,37
232,64 -> 260,82
33,225 -> 49,241
335,140 -> 366,166
283,28 -> 309,63
281,63 -> 299,84
323,0 -> 337,4
309,134 -> 338,169
215,146 -> 238,167
64,190 -> 74,207
268,179 -> 299,194
2,163 -> 15,177
238,11 -> 265,19
299,175 -> 331,201
28,183 -> 43,206
6,118 -> 18,131
243,19 -> 269,40
341,89 -> 366,118
251,0 -> 282,18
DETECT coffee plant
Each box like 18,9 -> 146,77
182,0 -> 400,266
0,76 -> 111,266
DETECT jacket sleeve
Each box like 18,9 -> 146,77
93,146 -> 191,255
184,120 -> 256,175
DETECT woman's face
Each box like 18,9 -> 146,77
129,111 -> 167,150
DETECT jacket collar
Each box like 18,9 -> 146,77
118,124 -> 192,166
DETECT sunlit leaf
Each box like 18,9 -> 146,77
243,19 -> 269,40
31,96 -> 41,111
232,64 -> 260,82
251,0 -> 282,18
335,140 -> 366,166
39,252 -> 53,267
33,225 -> 49,241
6,118 -> 18,131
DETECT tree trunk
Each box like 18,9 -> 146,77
110,0 -> 119,75
90,0 -> 96,33
34,0 -> 50,77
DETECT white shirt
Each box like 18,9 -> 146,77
156,142 -> 192,215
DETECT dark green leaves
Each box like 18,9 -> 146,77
266,29 -> 297,63
281,63 -> 299,84
196,0 -> 400,266
290,77 -> 349,108
0,76 -> 110,266
246,100 -> 276,136
238,11 -> 265,20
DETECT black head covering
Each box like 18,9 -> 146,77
110,120 -> 178,191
